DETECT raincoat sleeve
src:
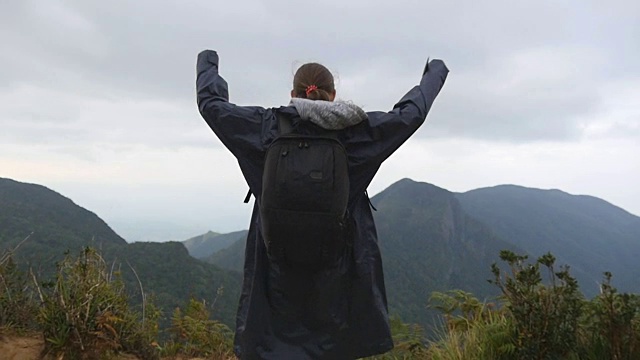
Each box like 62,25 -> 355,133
196,50 -> 272,159
360,59 -> 449,165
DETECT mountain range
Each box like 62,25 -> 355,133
183,230 -> 248,260
0,177 -> 241,327
2,176 -> 639,332
456,185 -> 640,296
188,178 -> 640,327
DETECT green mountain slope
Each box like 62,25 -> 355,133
107,241 -> 241,326
183,230 -> 247,259
0,178 -> 127,272
205,231 -> 248,272
0,177 -> 241,326
456,185 -> 640,296
371,178 -> 520,328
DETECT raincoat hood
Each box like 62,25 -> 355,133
290,98 -> 367,130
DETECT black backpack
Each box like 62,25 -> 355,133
259,113 -> 351,270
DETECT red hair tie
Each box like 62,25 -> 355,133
305,85 -> 318,96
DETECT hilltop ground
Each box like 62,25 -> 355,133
0,334 -> 43,360
0,334 -> 220,360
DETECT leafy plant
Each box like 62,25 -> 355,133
0,250 -> 39,332
37,247 -> 160,359
489,251 -> 583,359
427,290 -> 514,360
163,296 -> 235,359
362,315 -> 427,360
578,272 -> 640,360
423,251 -> 640,360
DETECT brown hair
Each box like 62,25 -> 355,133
292,63 -> 335,101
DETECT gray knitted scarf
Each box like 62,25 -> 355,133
290,98 -> 367,130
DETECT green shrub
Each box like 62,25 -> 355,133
578,272 -> 640,360
119,293 -> 163,360
37,247 -> 160,359
489,251 -> 583,359
0,251 -> 39,332
425,251 -> 640,360
163,297 -> 234,359
427,290 -> 514,360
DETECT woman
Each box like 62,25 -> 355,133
196,50 -> 448,360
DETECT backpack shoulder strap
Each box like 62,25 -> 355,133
243,189 -> 252,204
278,112 -> 293,135
365,190 -> 377,211
244,111 -> 290,204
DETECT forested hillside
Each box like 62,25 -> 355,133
0,177 -> 241,327
457,185 -> 640,296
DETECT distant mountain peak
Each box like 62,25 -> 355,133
182,230 -> 248,259
388,177 -> 447,190
465,183 -> 568,194
0,177 -> 129,281
372,178 -> 453,209
456,185 -> 640,296
0,177 -> 127,250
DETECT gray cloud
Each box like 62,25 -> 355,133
1,0 -> 639,148
422,46 -> 606,142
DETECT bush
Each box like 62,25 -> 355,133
427,290 -> 514,360
0,251 -> 39,332
489,251 -> 583,359
425,251 -> 640,360
37,247 -> 160,359
162,297 -> 235,359
578,272 -> 640,360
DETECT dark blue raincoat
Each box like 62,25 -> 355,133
196,50 -> 448,359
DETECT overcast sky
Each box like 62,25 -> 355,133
1,0 -> 638,242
